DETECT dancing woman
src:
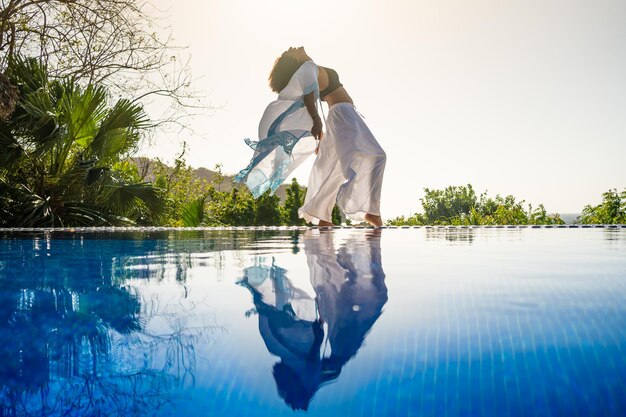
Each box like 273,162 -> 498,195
236,46 -> 386,227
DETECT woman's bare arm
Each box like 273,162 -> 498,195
304,92 -> 323,140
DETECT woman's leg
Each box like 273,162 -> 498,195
331,106 -> 386,223
300,103 -> 386,226
298,131 -> 345,225
364,214 -> 383,227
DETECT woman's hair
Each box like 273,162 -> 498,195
268,54 -> 303,93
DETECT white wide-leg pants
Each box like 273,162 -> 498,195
299,103 -> 386,224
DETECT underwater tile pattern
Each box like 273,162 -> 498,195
0,228 -> 624,416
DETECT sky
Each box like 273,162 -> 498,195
139,0 -> 626,218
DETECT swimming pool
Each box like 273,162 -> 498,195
0,227 -> 624,416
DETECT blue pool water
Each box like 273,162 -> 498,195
0,228 -> 624,416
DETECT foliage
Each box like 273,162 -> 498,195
387,184 -> 564,226
332,205 -> 343,225
283,178 -> 306,226
420,185 -> 478,224
0,57 -> 163,227
579,189 -> 626,224
212,163 -> 225,192
133,157 -> 286,227
181,195 -> 209,227
282,179 -> 346,226
386,214 -> 425,226
255,190 -> 283,225
148,151 -> 212,226
206,187 -> 255,226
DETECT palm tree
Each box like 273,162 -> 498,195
0,57 -> 163,227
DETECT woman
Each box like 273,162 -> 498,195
236,47 -> 386,227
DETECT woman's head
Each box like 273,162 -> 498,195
268,46 -> 312,93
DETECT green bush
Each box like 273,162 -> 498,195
387,184 -> 564,226
580,189 -> 626,224
283,178 -> 306,226
0,57 -> 163,227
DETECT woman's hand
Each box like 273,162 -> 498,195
311,116 -> 323,141
312,116 -> 323,155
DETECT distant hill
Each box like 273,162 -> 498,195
131,157 -> 289,201
558,213 -> 581,224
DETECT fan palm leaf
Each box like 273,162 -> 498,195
61,83 -> 108,148
53,159 -> 99,202
1,56 -> 162,227
88,99 -> 148,162
5,57 -> 48,96
11,85 -> 61,155
10,184 -> 55,227
59,203 -> 112,226
99,182 -> 163,216
0,126 -> 24,169
181,194 -> 208,226
48,83 -> 109,175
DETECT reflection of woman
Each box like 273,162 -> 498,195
236,47 -> 386,227
238,259 -> 323,410
238,231 -> 387,410
306,230 -> 387,372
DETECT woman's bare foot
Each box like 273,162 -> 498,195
364,214 -> 383,227
318,220 -> 334,227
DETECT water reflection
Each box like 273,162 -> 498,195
0,234 -> 220,416
425,227 -> 476,244
0,273 -> 159,415
239,230 -> 388,410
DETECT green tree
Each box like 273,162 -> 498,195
180,195 -> 209,227
479,195 -> 528,225
254,190 -> 282,225
528,204 -> 563,225
283,178 -> 306,226
332,205 -> 342,225
0,57 -> 163,227
149,149 -> 212,226
386,214 -> 425,226
206,187 -> 255,226
212,163 -> 225,192
387,184 -> 563,226
420,184 -> 478,224
580,189 -> 626,224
